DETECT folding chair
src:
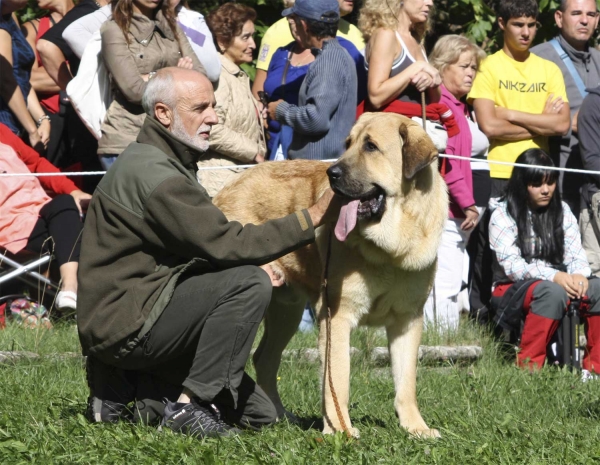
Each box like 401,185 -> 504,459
0,251 -> 59,297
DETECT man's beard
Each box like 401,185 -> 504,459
171,110 -> 210,152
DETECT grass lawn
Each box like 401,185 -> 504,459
1,319 -> 600,464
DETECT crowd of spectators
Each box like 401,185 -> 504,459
3,0 -> 600,409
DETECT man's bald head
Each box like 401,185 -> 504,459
141,67 -> 213,117
141,67 -> 218,153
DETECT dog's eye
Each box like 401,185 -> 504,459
363,140 -> 378,153
345,137 -> 352,150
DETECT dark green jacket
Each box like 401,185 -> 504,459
77,117 -> 315,356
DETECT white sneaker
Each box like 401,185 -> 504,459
56,290 -> 77,311
581,369 -> 599,382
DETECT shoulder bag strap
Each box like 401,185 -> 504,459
549,38 -> 588,98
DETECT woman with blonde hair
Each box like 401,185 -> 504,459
358,0 -> 440,110
423,34 -> 489,330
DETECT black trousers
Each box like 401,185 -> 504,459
26,195 -> 82,266
109,266 -> 277,426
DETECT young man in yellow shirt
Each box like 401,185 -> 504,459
469,0 -> 570,196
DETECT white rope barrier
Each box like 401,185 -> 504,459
0,154 -> 596,177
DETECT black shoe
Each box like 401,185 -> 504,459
161,399 -> 241,438
85,356 -> 136,423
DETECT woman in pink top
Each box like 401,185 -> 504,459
0,123 -> 91,312
423,35 -> 489,331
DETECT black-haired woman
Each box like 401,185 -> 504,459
489,149 -> 600,378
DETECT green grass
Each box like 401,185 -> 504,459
1,321 -> 600,464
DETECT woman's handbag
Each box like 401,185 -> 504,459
66,30 -> 113,140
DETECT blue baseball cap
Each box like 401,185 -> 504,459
282,0 -> 340,23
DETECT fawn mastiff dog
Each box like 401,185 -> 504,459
213,113 -> 448,437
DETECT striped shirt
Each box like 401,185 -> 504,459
275,38 -> 357,160
489,199 -> 591,283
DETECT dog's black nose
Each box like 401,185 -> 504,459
327,164 -> 343,181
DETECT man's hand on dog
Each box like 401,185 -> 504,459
307,188 -> 342,228
260,264 -> 285,287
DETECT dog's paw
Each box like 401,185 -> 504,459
408,427 -> 441,439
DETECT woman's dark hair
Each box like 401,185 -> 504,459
497,0 -> 539,23
111,0 -> 178,43
206,2 -> 256,51
503,148 -> 564,266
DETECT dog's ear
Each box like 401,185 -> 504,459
399,121 -> 438,180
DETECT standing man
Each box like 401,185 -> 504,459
267,0 -> 357,160
78,67 -> 339,438
531,0 -> 600,217
467,0 -> 570,316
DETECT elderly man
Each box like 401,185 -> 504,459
531,0 -> 600,217
267,0 -> 357,161
77,67 -> 338,438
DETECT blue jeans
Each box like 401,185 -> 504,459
99,155 -> 118,171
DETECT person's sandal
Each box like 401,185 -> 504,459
56,291 -> 77,312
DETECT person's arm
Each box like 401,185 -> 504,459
473,98 -> 535,141
100,23 -> 147,104
22,21 -> 60,95
180,10 -> 220,82
252,68 -> 267,101
36,38 -> 72,90
0,29 -> 41,147
498,99 -> 570,137
25,86 -> 50,147
489,205 -> 560,282
563,204 -> 592,276
144,177 -> 341,267
62,5 -> 110,59
365,29 -> 438,109
209,84 -> 264,162
578,94 -> 600,187
175,25 -> 206,76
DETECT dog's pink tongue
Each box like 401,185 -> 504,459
335,199 -> 360,242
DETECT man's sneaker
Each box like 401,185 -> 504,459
161,399 -> 241,438
85,356 -> 136,423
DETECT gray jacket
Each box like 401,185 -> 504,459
275,38 -> 357,160
577,86 -> 600,207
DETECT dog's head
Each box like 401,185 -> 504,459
327,113 -> 438,242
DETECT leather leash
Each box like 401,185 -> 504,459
322,229 -> 352,438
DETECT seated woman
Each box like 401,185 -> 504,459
422,35 -> 488,331
201,2 -> 266,196
0,123 -> 91,312
489,149 -> 600,377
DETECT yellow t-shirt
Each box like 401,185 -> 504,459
256,17 -> 365,71
468,50 -> 568,179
